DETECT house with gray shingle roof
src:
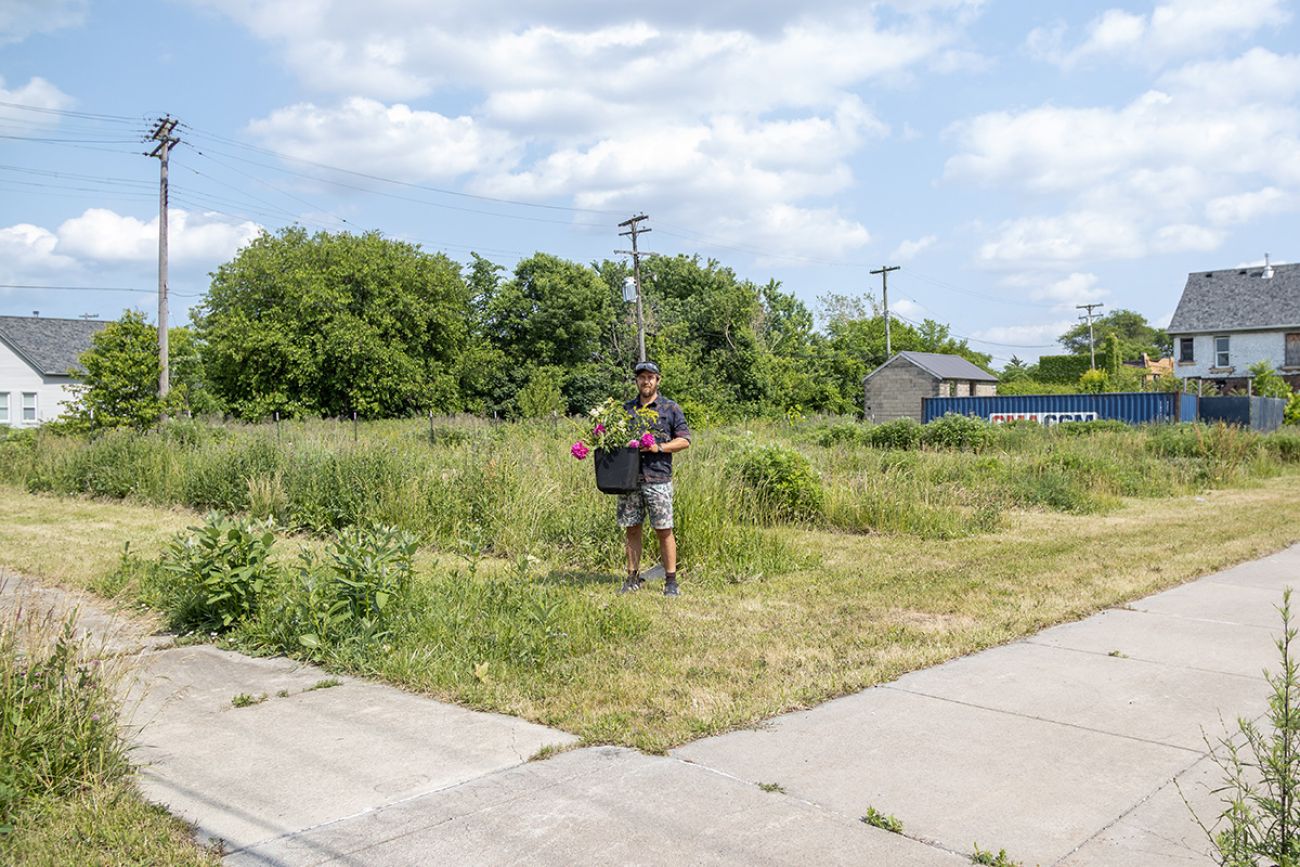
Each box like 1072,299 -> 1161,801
863,351 -> 998,422
1167,260 -> 1300,390
0,315 -> 105,426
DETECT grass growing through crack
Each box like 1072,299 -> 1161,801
861,806 -> 904,834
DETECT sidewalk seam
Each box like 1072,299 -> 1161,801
881,684 -> 1205,755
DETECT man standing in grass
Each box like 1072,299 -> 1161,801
619,361 -> 691,596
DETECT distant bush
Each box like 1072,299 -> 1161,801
869,418 -> 922,450
1056,419 -> 1130,436
1265,430 -> 1300,463
1037,354 -> 1092,384
921,413 -> 992,451
728,443 -> 824,522
995,380 -> 1080,396
815,422 -> 870,448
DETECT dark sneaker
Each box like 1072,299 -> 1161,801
663,580 -> 680,597
619,575 -> 644,594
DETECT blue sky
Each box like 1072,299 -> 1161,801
2,0 -> 1297,365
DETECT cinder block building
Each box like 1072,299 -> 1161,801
863,351 -> 998,422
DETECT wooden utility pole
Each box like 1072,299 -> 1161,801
870,265 -> 900,356
148,116 -> 180,400
616,214 -> 651,363
1076,302 -> 1105,369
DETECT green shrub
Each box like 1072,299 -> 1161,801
727,443 -> 824,522
1266,430 -> 1300,464
869,418 -> 922,450
0,611 -> 129,828
921,414 -> 992,451
281,524 -> 419,655
1056,419 -> 1130,435
1287,392 -> 1300,426
158,513 -> 278,633
814,422 -> 870,448
1036,354 -> 1091,384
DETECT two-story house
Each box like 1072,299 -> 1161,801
0,315 -> 105,426
1166,260 -> 1300,392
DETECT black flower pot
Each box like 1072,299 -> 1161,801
594,447 -> 640,494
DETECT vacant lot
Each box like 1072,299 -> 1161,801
3,417 -> 1299,752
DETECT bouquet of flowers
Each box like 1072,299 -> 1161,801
570,397 -> 658,460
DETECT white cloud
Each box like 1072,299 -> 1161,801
194,1 -> 986,264
0,223 -> 76,281
978,212 -> 1145,265
1151,222 -> 1223,253
972,320 -> 1074,348
1201,188 -> 1294,226
890,235 -> 937,261
1010,271 -> 1110,308
246,98 -> 521,181
0,0 -> 86,45
0,76 -> 74,129
951,46 -> 1300,267
892,297 -> 926,319
1028,0 -> 1289,68
56,208 -> 262,263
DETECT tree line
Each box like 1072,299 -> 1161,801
66,226 -> 995,429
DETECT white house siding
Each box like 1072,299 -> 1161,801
1173,329 -> 1298,380
0,339 -> 80,427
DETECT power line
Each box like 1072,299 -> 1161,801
0,284 -> 203,297
0,100 -> 145,123
179,123 -> 624,217
891,311 -> 1059,349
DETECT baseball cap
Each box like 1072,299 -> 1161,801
633,361 -> 661,375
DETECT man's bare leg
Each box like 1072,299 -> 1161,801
655,528 -> 676,573
625,524 -> 643,573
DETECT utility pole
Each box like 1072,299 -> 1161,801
1076,302 -> 1105,369
870,265 -> 900,356
147,115 -> 180,400
616,214 -> 651,363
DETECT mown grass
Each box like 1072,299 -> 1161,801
4,467 -> 1300,753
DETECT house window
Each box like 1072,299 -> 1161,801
1287,333 -> 1300,368
1179,337 -> 1194,363
1214,336 -> 1230,368
0,393 -> 8,424
22,393 -> 36,423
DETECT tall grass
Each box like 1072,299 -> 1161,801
3,417 -> 1297,579
0,600 -> 129,829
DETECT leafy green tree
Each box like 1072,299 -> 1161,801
198,227 -> 470,419
62,311 -> 213,430
1059,309 -> 1170,360
1250,361 -> 1293,399
516,366 -> 566,418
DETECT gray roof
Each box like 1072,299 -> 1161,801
1167,262 -> 1300,334
0,316 -> 106,376
865,351 -> 998,383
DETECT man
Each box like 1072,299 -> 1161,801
618,360 -> 691,596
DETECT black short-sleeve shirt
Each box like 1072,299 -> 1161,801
624,395 -> 691,483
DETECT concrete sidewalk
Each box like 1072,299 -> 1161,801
4,544 -> 1298,865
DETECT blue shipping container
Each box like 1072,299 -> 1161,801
922,392 -> 1196,425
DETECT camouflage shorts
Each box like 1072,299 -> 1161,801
616,482 -> 674,530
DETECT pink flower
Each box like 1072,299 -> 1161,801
639,432 -> 656,448
570,441 -> 590,460
626,440 -> 639,448
593,423 -> 606,434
